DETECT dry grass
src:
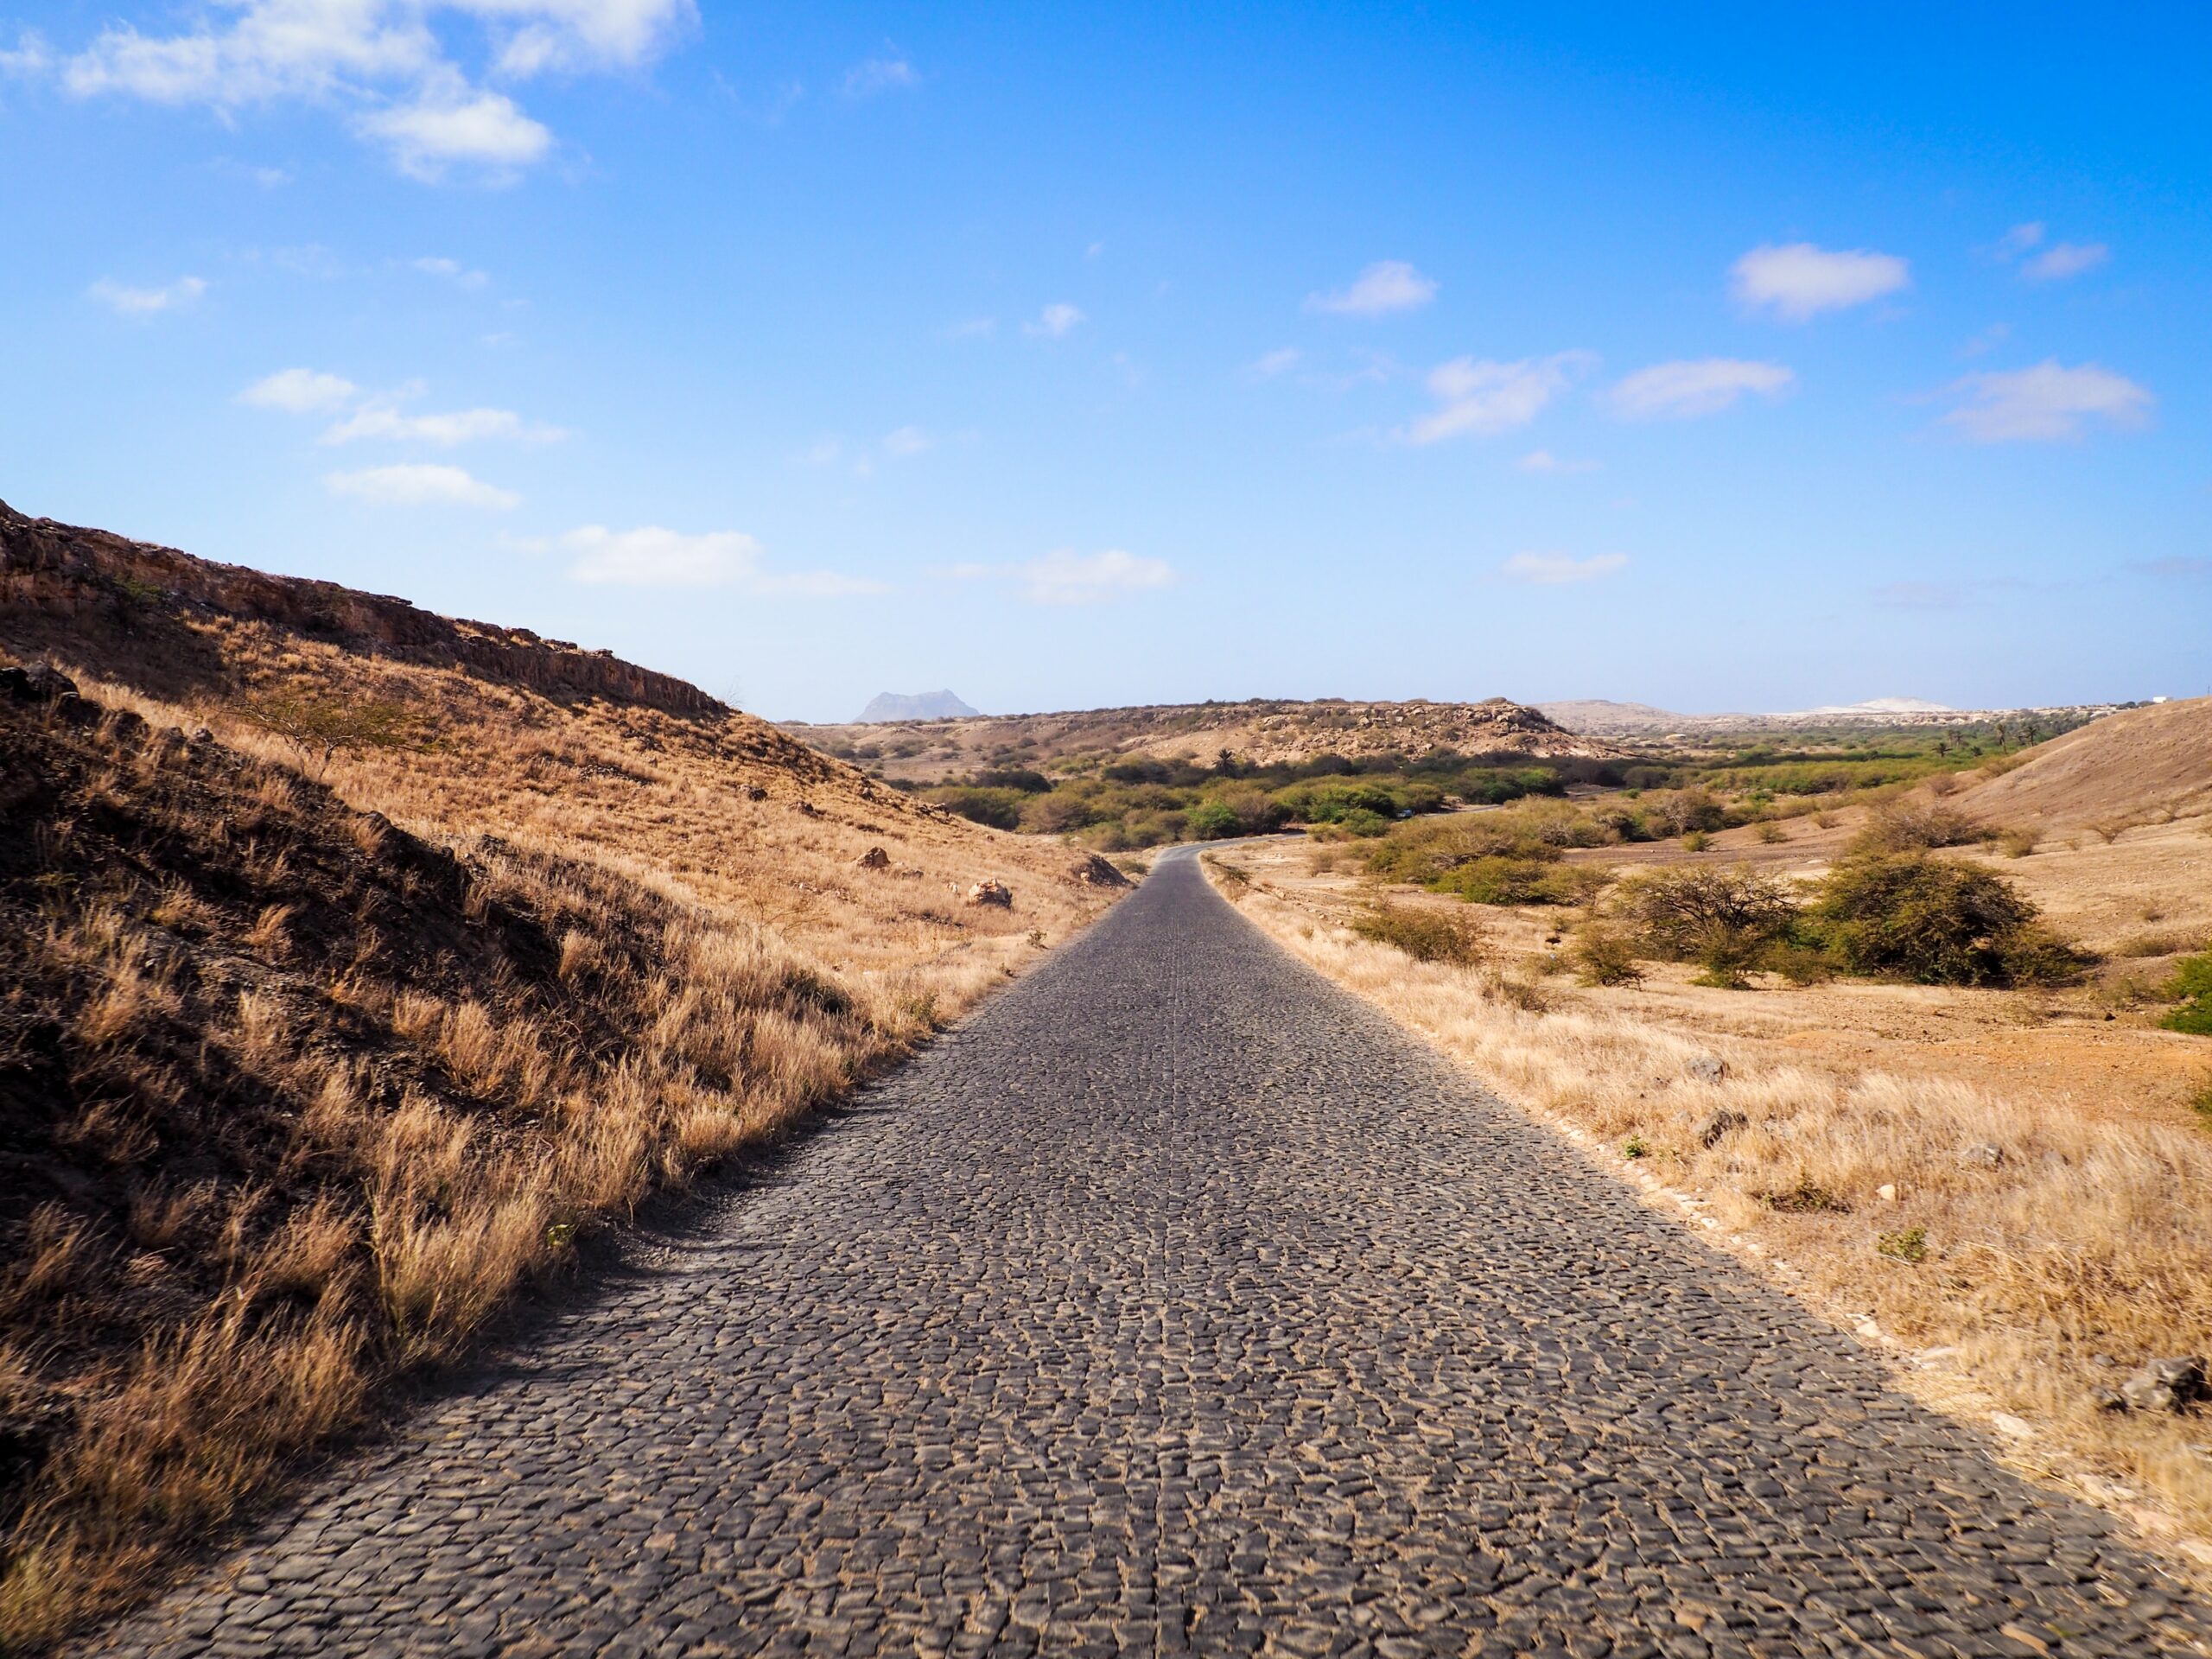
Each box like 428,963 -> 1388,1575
1212,839 -> 2212,1572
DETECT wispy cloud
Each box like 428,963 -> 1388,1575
54,0 -> 693,179
1306,260 -> 1436,317
1996,222 -> 2046,259
944,316 -> 996,340
324,463 -> 518,509
88,275 -> 207,315
842,55 -> 916,97
883,425 -> 931,457
413,255 -> 489,289
1516,449 -> 1600,475
1403,353 -> 1592,444
321,404 -> 567,445
240,367 -> 356,412
1942,360 -> 2152,442
1869,580 -> 1965,611
1497,551 -> 1627,586
1730,242 -> 1908,321
2024,241 -> 2108,282
563,524 -> 882,593
1024,302 -> 1085,339
1249,346 -> 1301,378
2129,556 -> 2210,580
1608,359 -> 1795,420
0,28 -> 50,77
944,549 -> 1175,605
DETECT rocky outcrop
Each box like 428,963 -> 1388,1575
0,499 -> 720,717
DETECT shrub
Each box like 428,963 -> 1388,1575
1572,928 -> 1644,987
1618,865 -> 1801,961
1351,904 -> 1485,966
1767,943 -> 1834,987
1853,798 -> 1985,855
1876,1225 -> 1929,1264
1997,828 -> 2039,859
1681,830 -> 1713,853
1810,854 -> 2084,988
1755,821 -> 1789,844
2161,953 -> 2212,1036
1185,799 -> 1243,840
1431,856 -> 1609,907
1692,928 -> 1767,990
925,785 -> 1027,830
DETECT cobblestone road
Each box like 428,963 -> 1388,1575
92,849 -> 2212,1657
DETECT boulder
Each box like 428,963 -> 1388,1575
856,846 -> 892,870
1961,1142 -> 2006,1169
1686,1055 -> 1728,1085
1074,853 -> 1132,889
2119,1357 -> 2206,1414
1698,1109 -> 1748,1149
966,880 -> 1014,909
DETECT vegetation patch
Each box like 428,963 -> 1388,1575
1351,904 -> 1485,967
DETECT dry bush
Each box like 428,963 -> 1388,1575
1351,903 -> 1485,966
1853,798 -> 1987,855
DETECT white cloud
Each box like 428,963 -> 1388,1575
2024,241 -> 2108,281
1942,360 -> 2152,442
1730,242 -> 1909,321
948,549 -> 1176,606
1498,551 -> 1627,586
413,255 -> 489,289
88,275 -> 207,315
355,69 -> 550,180
324,463 -> 518,508
0,28 -> 50,76
1306,260 -> 1436,317
882,425 -> 931,457
240,367 -> 358,411
842,56 -> 915,97
1249,346 -> 1301,378
321,404 -> 567,445
1404,353 -> 1590,444
1996,222 -> 2045,259
57,0 -> 691,178
1608,359 -> 1795,420
562,524 -> 882,593
1024,302 -> 1084,339
944,316 -> 996,340
1516,449 -> 1599,475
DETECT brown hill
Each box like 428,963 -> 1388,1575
0,501 -> 1127,1646
794,695 -> 1616,783
1952,697 -> 2212,831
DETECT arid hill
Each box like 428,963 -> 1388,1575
1950,696 -> 2212,831
0,500 -> 1127,1647
1539,696 -> 2131,739
793,695 -> 1617,782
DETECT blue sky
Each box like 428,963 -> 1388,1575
3,3 -> 2207,721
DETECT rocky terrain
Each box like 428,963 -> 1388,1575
1540,696 -> 2134,738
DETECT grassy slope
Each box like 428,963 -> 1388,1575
0,504 -> 1126,1646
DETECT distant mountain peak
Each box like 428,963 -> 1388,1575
858,690 -> 979,722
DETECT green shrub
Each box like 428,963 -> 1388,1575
1351,904 -> 1485,966
1681,830 -> 1713,852
1430,855 -> 1608,907
1618,865 -> 1801,961
1572,928 -> 1644,987
925,785 -> 1028,830
2161,952 -> 2212,1035
1876,1225 -> 1928,1263
1691,928 -> 1767,990
1810,853 -> 2084,988
1185,799 -> 1243,840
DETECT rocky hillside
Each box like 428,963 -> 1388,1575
794,695 -> 1616,783
0,500 -> 1127,1647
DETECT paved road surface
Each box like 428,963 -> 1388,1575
92,849 -> 2212,1657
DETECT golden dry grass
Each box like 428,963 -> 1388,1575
1212,831 -> 2212,1573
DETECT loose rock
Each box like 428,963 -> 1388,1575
1686,1054 -> 1727,1084
1698,1109 -> 1748,1148
966,879 -> 1014,908
856,846 -> 892,870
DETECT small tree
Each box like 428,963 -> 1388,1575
240,690 -> 415,780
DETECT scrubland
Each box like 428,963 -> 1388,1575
1208,698 -> 2212,1567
